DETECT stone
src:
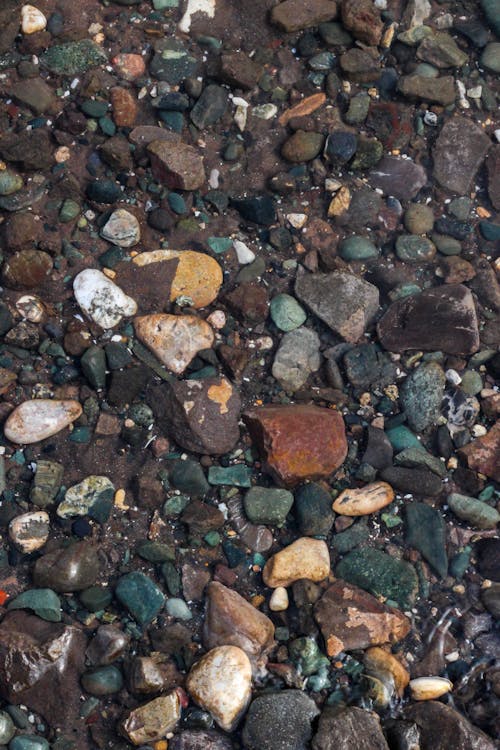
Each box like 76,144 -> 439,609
230,194 -> 276,226
269,587 -> 289,612
313,706 -> 390,750
121,692 -> 181,746
313,580 -> 411,656
417,32 -> 468,68
243,487 -> 294,527
57,475 -> 115,523
243,404 -> 347,488
404,203 -> 434,234
33,542 -> 100,592
9,738 -> 49,750
394,447 -> 447,478
405,503 -> 448,578
0,169 -> 23,195
86,179 -> 122,203
282,131 -> 325,162
110,86 -> 137,127
127,652 -> 181,694
30,460 -> 64,508
363,647 -> 409,696
368,156 -> 427,200
2,249 -> 52,290
115,571 -> 165,626
73,269 -> 137,329
12,78 -> 56,115
100,209 -> 140,247
243,691 -> 320,750
186,646 -> 252,732
232,240 -> 255,265
132,249 -> 222,309
9,511 -> 50,553
21,4 -> 47,33
113,53 -> 146,81
134,314 -> 214,374
295,269 -> 379,343
377,285 -> 479,356
481,41 -> 500,72
148,140 -> 205,191
341,0 -> 383,46
335,547 -> 418,608
433,116 -> 491,194
339,236 -> 378,261
475,538 -> 500,581
0,711 -> 15,744
404,701 -> 497,750
459,421 -> 500,482
191,84 -> 228,128
272,327 -> 321,392
332,482 -> 394,516
447,493 -> 500,529
325,132 -> 357,165
270,294 -> 307,332
81,665 -> 123,696
294,483 -> 334,536
4,399 -> 82,444
151,376 -> 241,455
380,466 -> 442,496
86,624 -> 129,666
40,40 -> 107,75
270,0 -> 337,32
7,589 -> 61,622
225,282 -> 269,323
170,459 -> 209,497
170,729 -> 233,750
401,361 -> 446,432
203,582 -> 275,675
219,51 -> 263,90
396,235 -> 436,263
262,537 -> 330,588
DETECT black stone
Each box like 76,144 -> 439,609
86,179 -> 122,204
230,194 -> 276,226
324,131 -> 357,164
190,85 -> 229,129
380,466 -> 442,496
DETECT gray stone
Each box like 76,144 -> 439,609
272,327 -> 321,391
433,116 -> 491,194
243,487 -> 294,527
368,156 -> 427,200
242,691 -> 320,750
313,706 -> 389,750
405,701 -> 497,750
398,74 -> 456,105
480,42 -> 500,73
447,493 -> 500,530
400,361 -> 446,432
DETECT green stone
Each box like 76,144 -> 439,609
115,571 -> 165,625
99,117 -> 116,136
204,530 -> 221,547
405,503 -> 448,578
335,547 -> 419,609
289,637 -> 329,676
105,341 -> 132,369
294,482 -> 334,537
79,585 -> 113,612
81,665 -> 123,696
153,0 -> 180,8
395,234 -> 436,263
237,256 -> 266,282
243,486 -> 293,527
447,493 -> 500,530
161,561 -> 181,595
400,361 -> 445,432
58,475 -> 114,523
0,170 -> 23,196
449,546 -> 471,579
9,737 -> 50,750
165,597 -> 192,620
350,137 -> 383,170
168,192 -> 187,214
170,459 -> 209,496
8,588 -> 61,622
163,494 -> 190,517
81,345 -> 106,390
394,446 -> 447,478
81,100 -> 109,118
59,199 -> 80,223
481,0 -> 500,36
479,220 -> 500,242
208,465 -> 253,488
0,710 -> 15,744
270,294 -> 307,332
330,519 -> 369,553
460,369 -> 483,395
137,541 -> 175,563
207,236 -> 233,254
448,197 -> 472,221
339,236 -> 378,261
128,403 -> 154,427
344,92 -> 370,125
432,233 -> 461,255
41,40 -> 107,76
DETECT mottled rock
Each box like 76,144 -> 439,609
121,692 -> 181,746
243,691 -> 320,750
335,547 -> 419,608
4,399 -> 82,444
313,706 -> 390,750
244,404 -> 347,488
113,53 -> 146,81
272,327 -> 321,391
148,140 -> 205,191
433,116 -> 491,194
341,0 -> 383,46
332,482 -> 394,516
33,541 -> 100,592
110,86 -> 137,127
9,511 -> 50,553
134,314 -> 214,374
458,420 -> 500,482
100,208 -> 140,247
404,701 -> 497,750
270,0 -> 337,32
417,32 -> 468,68
401,361 -> 446,432
21,4 -> 47,34
262,537 -> 330,588
368,156 -> 427,200
57,475 -> 114,522
243,487 -> 294,527
40,39 -> 106,75
170,729 -> 233,750
73,269 -> 137,329
2,249 -> 52,290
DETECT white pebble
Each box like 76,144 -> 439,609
287,213 -> 307,229
269,587 -> 289,611
21,4 -> 46,34
209,169 -> 220,189
206,310 -> 226,329
445,369 -> 462,386
73,268 -> 137,329
233,240 -> 255,265
472,424 -> 487,437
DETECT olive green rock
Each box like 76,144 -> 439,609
335,546 -> 418,608
447,493 -> 500,530
243,486 -> 294,527
405,502 -> 448,579
41,40 -> 107,76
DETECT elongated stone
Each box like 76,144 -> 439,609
134,314 -> 214,374
263,537 -> 330,588
447,493 -> 500,529
4,399 -> 82,444
332,482 -> 394,516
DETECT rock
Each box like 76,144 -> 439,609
243,404 -> 347,488
0,169 -> 23,195
339,235 -> 378,261
57,475 -> 115,523
33,542 -> 100,592
9,511 -> 50,553
269,587 -> 289,612
115,571 -> 165,626
4,399 -> 82,444
482,583 -> 500,617
7,588 -> 61,622
409,676 -> 453,701
368,156 -> 427,200
0,611 -> 86,727
314,580 -> 411,655
341,0 -> 383,46
458,420 -> 500,482
313,706 -> 390,750
86,624 -> 129,666
225,282 -> 269,323
394,447 -> 447,478
242,691 -> 320,750
270,0 -> 337,32
363,647 -> 409,696
191,84 -> 228,128
377,285 -> 479,355
294,482 -> 335,536
13,78 -> 56,115
170,729 -> 234,750
335,547 -> 418,608
113,53 -> 146,81
380,466 -> 442,496
282,130 -> 325,162
398,74 -> 456,105
481,0 -> 500,35
121,692 -> 181,746
475,538 -> 500,581
81,665 -> 123,696
148,140 -> 205,191
482,46 -> 500,75
244,487 -> 294,527
343,344 -> 397,390
262,537 -> 330,588
170,459 -> 209,497
2,249 -> 52,290
127,652 -> 181,694
186,646 -> 252,732
295,269 -> 379,343
219,51 -> 263,90
134,314 -> 214,374
0,711 -> 15,745
395,235 -> 436,263
86,178 -> 122,203
404,701 -> 497,750
362,427 -> 394,470
433,116 -> 491,194
30,460 -> 64,508
401,361 -> 446,432
40,39 -> 107,75
332,482 -> 394,516
417,32 -> 468,68
272,327 -> 321,391
132,249 -> 222,309
110,86 -> 137,127
447,493 -> 500,529
404,203 -> 435,234
21,4 -> 47,33
233,240 -> 255,265
203,582 -> 275,675
100,209 -> 140,247
230,194 -> 276,226
270,294 -> 307,332
9,737 -> 49,750
405,503 -> 448,578
73,269 -> 137,329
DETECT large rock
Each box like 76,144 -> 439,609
134,314 -> 214,374
341,0 -> 383,46
203,582 -> 275,676
313,706 -> 389,750
433,116 -> 491,194
458,420 -> 500,482
377,285 -> 479,356
73,268 -> 137,329
4,399 -> 82,444
242,691 -> 320,750
295,269 -> 379,343
404,701 -> 497,750
335,547 -> 418,609
397,74 -> 456,105
367,156 -> 427,200
243,404 -> 347,487
262,538 -> 330,588
270,0 -> 337,32
314,581 -> 411,656
147,140 -> 205,191
33,541 -> 101,592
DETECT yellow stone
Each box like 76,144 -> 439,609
134,314 -> 214,374
327,186 -> 351,217
262,538 -> 330,588
332,481 -> 394,516
121,693 -> 181,746
363,647 -> 410,697
409,676 -> 453,701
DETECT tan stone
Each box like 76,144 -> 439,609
278,93 -> 326,126
133,250 -> 223,309
186,646 -> 252,732
4,399 -> 82,444
363,647 -> 410,697
328,186 -> 351,217
120,692 -> 181,746
409,676 -> 453,701
134,314 -> 214,374
9,511 -> 50,553
263,538 -> 330,588
332,482 -> 394,516
21,4 -> 47,33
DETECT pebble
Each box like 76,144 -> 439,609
269,587 -> 289,611
339,235 -> 378,260
272,327 -> 321,392
243,487 -> 294,527
270,0 -> 337,32
57,475 -> 115,522
243,691 -> 319,750
332,482 -> 394,516
433,116 -> 491,194
134,314 -> 214,374
9,737 -> 50,750
33,541 -> 100,592
233,240 -> 255,265
112,53 -> 146,81
0,170 -> 23,196
148,139 -> 205,191
368,156 -> 427,201
459,420 -> 500,482
100,208 -> 140,247
186,646 -> 252,732
409,676 -> 453,701
313,706 -> 389,750
0,711 -> 15,745
115,571 -> 165,625
294,482 -> 334,536
401,361 -> 446,432
21,4 -> 47,34
269,294 -> 307,332
73,269 -> 137,329
395,234 -> 436,263
262,537 -> 330,588
405,502 -> 448,579
282,130 -> 325,162
121,692 -> 181,745
336,547 -> 418,608
9,511 -> 50,553
81,665 -> 123,696
405,700 -> 497,750
447,492 -> 500,529
4,399 -> 82,444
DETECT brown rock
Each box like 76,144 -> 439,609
263,537 -> 330,588
219,52 -> 263,90
433,116 -> 491,195
0,368 -> 16,395
438,256 -> 476,284
244,404 -> 347,488
313,706 -> 390,750
2,249 -> 52,289
33,541 -> 101,592
181,501 -> 224,536
363,647 -> 410,696
3,211 -> 42,249
99,135 -> 133,171
12,77 -> 57,115
459,420 -> 500,483
486,144 -> 500,211
113,53 -> 146,81
397,74 -> 456,106
110,86 -> 138,128
270,0 -> 337,32
148,140 -> 205,191
203,582 -> 275,675
278,93 -> 326,126
225,282 -> 269,323
128,653 -> 183,694
121,692 -> 181,746
404,701 -> 497,750
341,0 -> 383,46
313,580 -> 411,656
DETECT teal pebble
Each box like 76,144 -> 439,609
0,711 -> 15,744
208,465 -> 253,487
81,665 -> 123,696
270,294 -> 307,332
115,571 -> 165,625
165,598 -> 192,620
395,234 -> 436,262
9,736 -> 50,750
339,235 -> 378,261
168,192 -> 187,214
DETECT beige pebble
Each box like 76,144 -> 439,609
134,314 -> 214,375
262,537 -> 330,588
206,310 -> 226,329
9,511 -> 50,553
114,489 -> 130,511
21,4 -> 47,34
409,676 -> 453,701
332,482 -> 394,516
54,147 -> 70,164
4,399 -> 82,444
121,692 -> 181,746
269,586 -> 289,611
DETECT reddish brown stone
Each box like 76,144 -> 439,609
270,0 -> 337,32
225,282 -> 269,323
459,420 -> 500,482
3,211 -> 42,249
243,404 -> 347,488
219,52 -> 263,90
110,87 -> 138,128
341,0 -> 383,46
147,139 -> 205,191
2,249 -> 52,290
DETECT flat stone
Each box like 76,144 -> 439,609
313,706 -> 390,750
7,588 -> 61,622
57,475 -> 115,523
148,140 -> 205,191
380,466 -> 442,496
262,537 -> 330,588
270,294 -> 307,332
404,701 -> 497,750
9,511 -> 50,553
281,130 -> 325,162
2,249 -> 52,290
12,77 -> 56,114
170,729 -> 233,750
395,235 -> 436,263
368,156 -> 427,200
243,691 -> 320,750
272,327 -> 321,392
186,646 -> 252,732
295,269 -> 379,343
294,482 -> 335,536
458,420 -> 500,482
341,0 -> 383,46
244,404 -> 347,488
190,84 -> 228,128
243,487 -> 294,527
433,116 -> 491,194
0,170 -> 23,196
335,547 -> 419,608
219,51 -> 263,90
313,580 -> 411,656
100,208 -> 140,247
40,39 -> 106,75
343,344 -> 397,390
270,0 -> 337,32
405,502 -> 448,578
121,692 -> 181,746
377,284 -> 479,355
417,31 -> 468,68
4,399 -> 82,444
332,482 -> 394,516
73,269 -> 137,329
134,314 -> 214,374
33,541 -> 100,592
401,361 -> 446,432
115,571 -> 165,625
447,493 -> 500,529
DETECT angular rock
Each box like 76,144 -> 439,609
186,646 -> 252,732
380,466 -> 442,496
400,361 -> 446,432
404,701 -> 497,750
313,706 -> 390,750
433,116 -> 491,194
9,511 -> 50,554
294,483 -> 335,536
341,0 -> 383,46
148,140 -> 205,191
332,482 -> 394,516
377,285 -> 479,355
57,475 -> 115,522
244,404 -> 347,487
73,269 -> 137,329
243,691 -> 320,750
270,0 -> 337,32
134,314 -> 214,374
100,208 -> 140,247
7,589 -> 61,623
12,78 -> 56,115
262,537 -> 330,588
405,503 -> 448,578
417,32 -> 468,68
335,547 -> 419,608
115,571 -> 165,626
190,84 -> 228,129
4,399 -> 82,444
313,580 -> 411,656
368,156 -> 427,200
295,269 -> 379,343
219,52 -> 263,90
121,692 -> 181,746
243,487 -> 294,527
33,542 -> 101,593
272,327 -> 321,392
458,420 -> 500,482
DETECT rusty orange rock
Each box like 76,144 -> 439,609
278,93 -> 326,126
243,404 -> 347,488
110,87 -> 138,128
112,53 -> 146,81
458,420 -> 500,482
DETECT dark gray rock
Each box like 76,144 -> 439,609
242,691 -> 320,750
400,361 -> 446,432
404,701 -> 497,750
405,502 -> 448,578
313,706 -> 389,750
433,116 -> 491,194
367,156 -> 427,200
